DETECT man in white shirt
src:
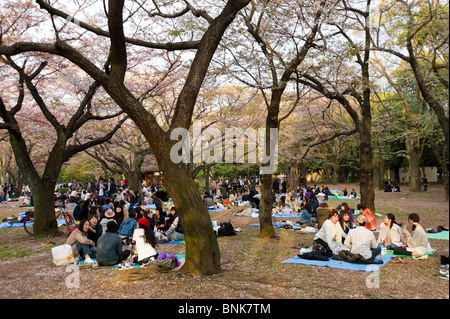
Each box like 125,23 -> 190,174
344,214 -> 381,260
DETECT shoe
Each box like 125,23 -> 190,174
292,243 -> 309,249
390,257 -> 406,264
42,241 -> 55,247
438,267 -> 449,280
84,257 -> 94,264
412,255 -> 428,260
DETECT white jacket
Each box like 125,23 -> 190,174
314,219 -> 343,250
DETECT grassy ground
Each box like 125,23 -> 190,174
0,182 -> 448,300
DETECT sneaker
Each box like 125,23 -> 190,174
439,264 -> 448,272
84,257 -> 94,265
438,270 -> 449,280
118,262 -> 132,270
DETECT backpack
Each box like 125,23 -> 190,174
154,257 -> 177,272
217,222 -> 236,237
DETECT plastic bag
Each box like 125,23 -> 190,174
52,244 -> 75,266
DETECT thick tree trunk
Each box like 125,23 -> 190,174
359,128 -> 376,212
259,172 -> 276,238
127,170 -> 142,193
287,160 -> 298,191
29,181 -> 58,235
155,150 -> 221,275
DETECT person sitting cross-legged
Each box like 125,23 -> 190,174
344,214 -> 381,261
96,221 -> 131,266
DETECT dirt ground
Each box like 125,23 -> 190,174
0,182 -> 448,300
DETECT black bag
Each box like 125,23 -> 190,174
312,238 -> 333,258
298,250 -> 329,261
217,222 -> 237,237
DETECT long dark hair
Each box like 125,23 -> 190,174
385,213 -> 401,229
140,223 -> 156,246
78,219 -> 89,233
304,203 -> 313,213
408,213 -> 420,231
339,211 -> 353,229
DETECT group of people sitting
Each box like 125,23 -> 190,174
298,203 -> 433,262
384,180 -> 401,192
66,203 -> 183,267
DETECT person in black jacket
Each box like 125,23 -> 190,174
307,194 -> 319,217
87,213 -> 102,244
272,178 -> 280,193
73,200 -> 89,221
151,207 -> 167,231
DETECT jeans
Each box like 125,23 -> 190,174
169,231 -> 185,241
76,242 -> 97,260
370,246 -> 382,260
385,243 -> 399,250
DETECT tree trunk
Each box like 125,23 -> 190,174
13,168 -> 23,198
287,160 -> 298,191
359,127 -> 376,212
155,150 -> 220,275
127,170 -> 142,193
205,166 -> 210,194
29,181 -> 58,235
259,172 -> 276,238
408,144 -> 422,192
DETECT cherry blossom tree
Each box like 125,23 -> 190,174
0,54 -> 127,235
0,0 -> 251,274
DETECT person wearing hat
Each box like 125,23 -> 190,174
344,214 -> 381,260
100,208 -> 117,234
96,221 -> 131,266
131,217 -> 158,265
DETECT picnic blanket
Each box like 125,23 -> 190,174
157,240 -> 185,245
130,202 -> 174,210
427,231 -> 449,240
249,222 -> 301,229
208,207 -> 227,212
241,213 -> 301,218
73,254 -> 186,268
384,249 -> 436,258
331,196 -> 360,200
0,219 -> 66,229
282,254 -> 392,272
272,213 -> 301,218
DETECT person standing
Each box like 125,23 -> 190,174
70,178 -> 79,191
281,178 -> 287,194
422,176 -> 428,192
